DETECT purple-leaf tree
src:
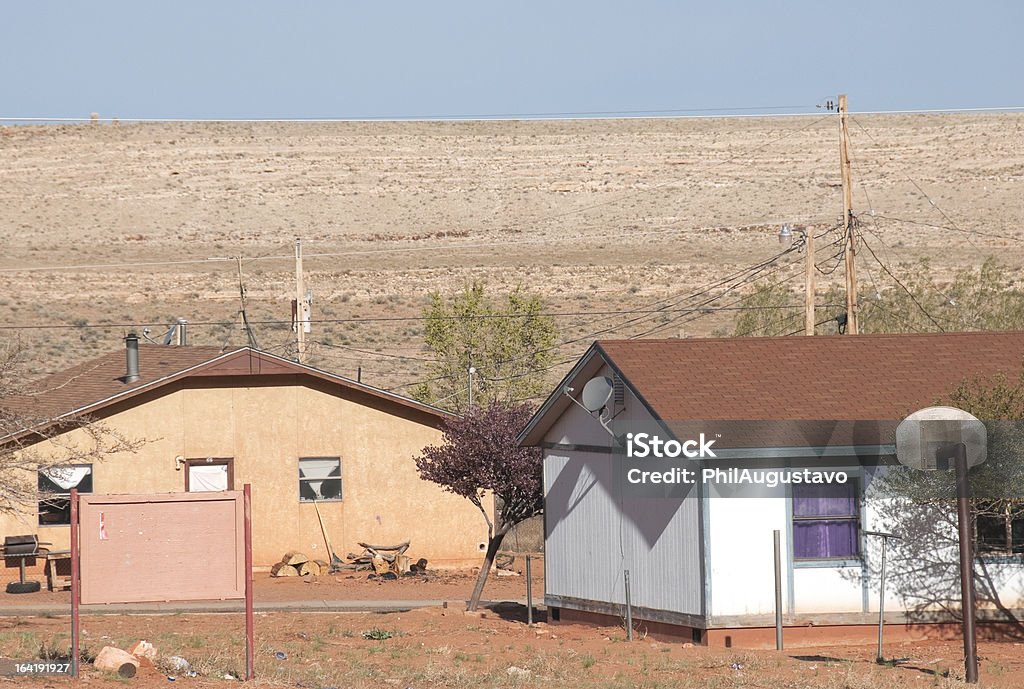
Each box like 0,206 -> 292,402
415,400 -> 543,611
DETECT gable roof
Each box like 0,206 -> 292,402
519,331 -> 1024,446
2,344 -> 450,428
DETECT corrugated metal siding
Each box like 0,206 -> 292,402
544,453 -> 703,617
542,364 -> 705,618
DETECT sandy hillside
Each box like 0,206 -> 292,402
0,114 -> 1022,393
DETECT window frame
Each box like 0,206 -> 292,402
184,457 -> 235,492
790,475 -> 863,565
37,463 -> 93,527
298,456 -> 343,503
975,507 -> 1024,556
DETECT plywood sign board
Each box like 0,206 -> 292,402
78,491 -> 245,604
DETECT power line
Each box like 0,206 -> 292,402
872,214 -> 1022,243
858,232 -> 946,332
387,243 -> 815,393
513,115 -> 831,228
312,341 -> 436,362
780,316 -> 842,338
849,117 -> 1018,246
0,216 -> 828,274
0,303 -> 834,331
4,105 -> 1023,124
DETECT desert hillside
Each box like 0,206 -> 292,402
1,114 -> 1022,394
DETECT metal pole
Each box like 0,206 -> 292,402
774,529 -> 784,650
526,555 -> 533,626
624,570 -> 634,641
70,489 -> 79,678
953,444 -> 979,683
862,530 -> 903,664
877,535 -> 888,662
243,484 -> 255,681
468,366 -> 475,409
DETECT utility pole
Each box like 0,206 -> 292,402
804,228 -> 815,336
294,238 -> 306,362
236,257 -> 258,349
839,94 -> 859,334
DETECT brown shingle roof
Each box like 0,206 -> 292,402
596,331 -> 1024,421
3,345 -> 237,421
1,344 -> 448,427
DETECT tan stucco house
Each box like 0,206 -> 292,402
1,338 -> 488,569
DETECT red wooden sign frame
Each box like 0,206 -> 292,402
70,485 -> 254,679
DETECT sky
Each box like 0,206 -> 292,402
2,1 -> 1022,120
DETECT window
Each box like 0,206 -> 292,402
792,480 -> 860,560
299,457 -> 342,502
976,502 -> 1024,555
184,458 -> 234,492
38,464 -> 93,526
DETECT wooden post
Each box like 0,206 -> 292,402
839,94 -> 859,334
804,229 -> 815,335
295,239 -> 305,362
525,555 -> 533,626
70,489 -> 79,678
244,484 -> 255,681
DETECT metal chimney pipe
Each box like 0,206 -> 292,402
124,333 -> 140,383
175,318 -> 188,346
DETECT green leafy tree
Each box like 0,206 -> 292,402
413,283 -> 557,413
732,281 -> 804,337
734,258 -> 1024,337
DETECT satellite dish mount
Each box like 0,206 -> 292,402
564,376 -> 616,439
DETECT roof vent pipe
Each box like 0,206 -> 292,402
124,333 -> 140,383
176,318 -> 188,346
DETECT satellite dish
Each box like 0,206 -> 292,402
895,406 -> 987,471
580,376 -> 614,413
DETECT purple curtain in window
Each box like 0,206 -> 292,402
793,482 -> 859,559
793,520 -> 859,558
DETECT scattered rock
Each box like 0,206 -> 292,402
507,666 -> 531,678
94,646 -> 140,678
166,656 -> 190,673
128,640 -> 157,660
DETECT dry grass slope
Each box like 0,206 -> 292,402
1,115 -> 1022,391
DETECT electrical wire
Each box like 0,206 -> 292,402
312,340 -> 436,362
872,214 -> 1021,243
849,117 -> 1015,246
858,232 -> 946,332
4,104 -> 1023,124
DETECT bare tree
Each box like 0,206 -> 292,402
0,339 -> 142,516
866,370 -> 1024,634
